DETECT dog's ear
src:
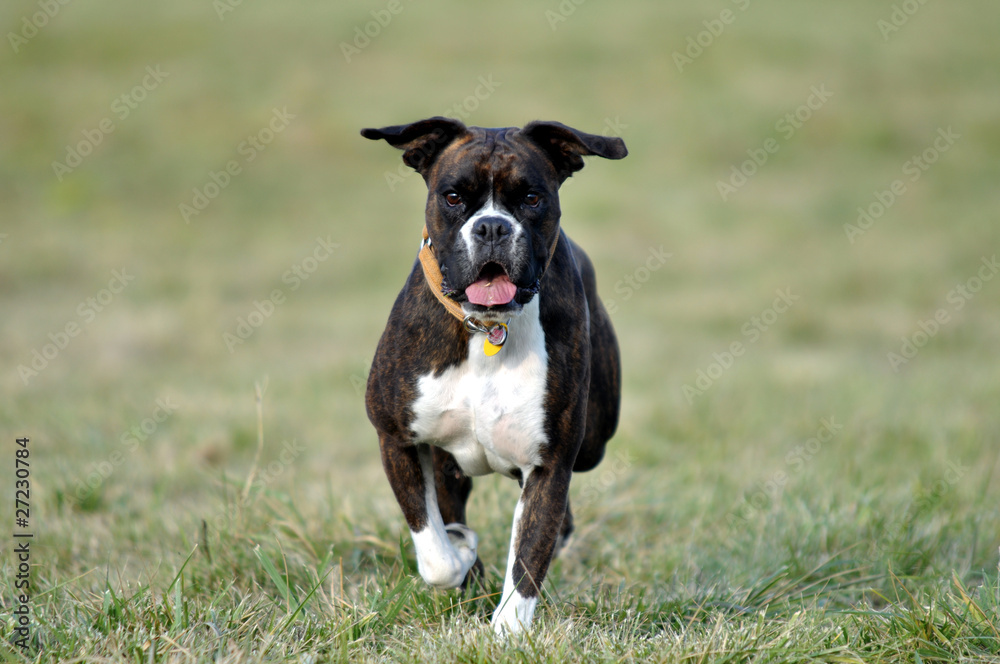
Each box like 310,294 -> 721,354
361,117 -> 469,176
520,121 -> 627,182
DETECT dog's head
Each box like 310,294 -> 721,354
362,117 -> 627,317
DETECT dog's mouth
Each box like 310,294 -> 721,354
464,262 -> 517,308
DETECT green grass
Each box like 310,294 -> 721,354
2,0 -> 1000,661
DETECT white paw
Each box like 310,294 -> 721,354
491,592 -> 537,636
445,523 -> 478,551
411,523 -> 478,589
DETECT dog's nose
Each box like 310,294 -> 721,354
471,216 -> 512,244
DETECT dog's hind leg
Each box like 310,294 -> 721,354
432,447 -> 473,524
570,239 -> 621,473
553,498 -> 574,558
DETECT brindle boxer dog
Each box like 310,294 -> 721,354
361,117 -> 625,634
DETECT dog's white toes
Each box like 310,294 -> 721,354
444,523 -> 478,553
412,522 -> 480,589
491,591 -> 537,636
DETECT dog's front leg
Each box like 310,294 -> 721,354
379,438 -> 478,589
492,466 -> 571,635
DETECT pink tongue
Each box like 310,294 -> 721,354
465,274 -> 517,306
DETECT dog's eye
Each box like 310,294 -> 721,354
444,192 -> 462,207
524,193 -> 541,208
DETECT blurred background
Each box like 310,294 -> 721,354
1,0 -> 999,643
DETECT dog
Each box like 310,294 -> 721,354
361,117 -> 626,634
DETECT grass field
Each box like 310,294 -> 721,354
2,0 -> 1000,661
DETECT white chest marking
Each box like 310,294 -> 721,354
410,298 -> 548,477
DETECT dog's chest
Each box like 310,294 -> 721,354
409,300 -> 549,478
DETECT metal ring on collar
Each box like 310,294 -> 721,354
463,315 -> 490,335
